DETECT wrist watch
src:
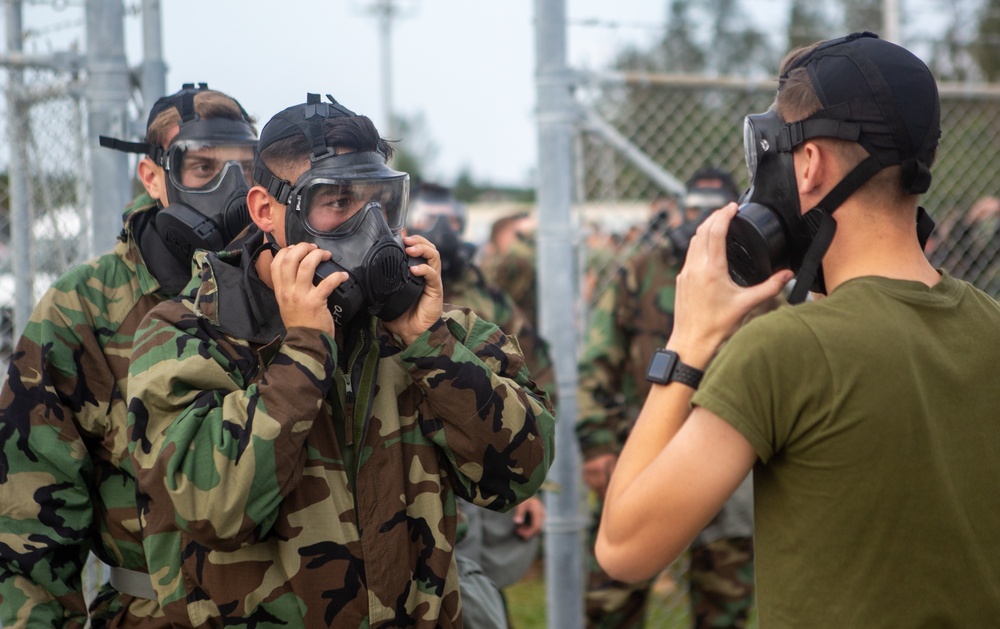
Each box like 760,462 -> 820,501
645,348 -> 704,389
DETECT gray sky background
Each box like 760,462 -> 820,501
27,1 -> 956,188
11,2 -> 950,187
139,0 -> 673,187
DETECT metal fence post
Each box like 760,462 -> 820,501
141,0 -> 167,123
85,0 -> 131,256
535,1 -> 584,627
6,0 -> 33,339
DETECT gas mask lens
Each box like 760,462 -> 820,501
743,116 -> 761,188
407,201 -> 466,234
296,174 -> 408,237
168,140 -> 256,192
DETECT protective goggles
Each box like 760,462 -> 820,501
742,110 -> 787,192
165,139 -> 256,192
406,199 -> 467,234
682,188 -> 733,216
287,152 -> 409,237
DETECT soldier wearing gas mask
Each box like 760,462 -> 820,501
0,84 -> 256,628
125,94 -> 555,627
577,167 -> 756,629
406,183 -> 555,626
597,33 -> 1000,628
101,82 -> 258,293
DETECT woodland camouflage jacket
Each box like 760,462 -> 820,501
444,263 -> 555,405
576,248 -> 678,461
0,193 -> 172,628
126,232 -> 555,628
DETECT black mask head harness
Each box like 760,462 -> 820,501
726,32 -> 941,303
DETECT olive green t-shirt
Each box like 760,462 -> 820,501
693,273 -> 1000,628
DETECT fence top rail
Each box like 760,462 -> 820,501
579,69 -> 1000,100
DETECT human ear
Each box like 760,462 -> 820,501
137,157 -> 165,203
247,186 -> 275,232
795,142 -> 827,211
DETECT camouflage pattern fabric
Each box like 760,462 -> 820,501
445,263 -> 555,404
576,248 -> 678,461
584,498 -> 652,629
480,233 -> 539,329
576,246 -> 758,628
445,263 -> 553,624
689,537 -> 754,629
0,194 -> 174,628
126,232 -> 556,628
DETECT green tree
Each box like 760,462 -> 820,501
390,111 -> 438,183
973,0 -> 1000,81
841,0 -> 882,35
705,0 -> 774,75
659,0 -> 705,72
787,0 -> 830,51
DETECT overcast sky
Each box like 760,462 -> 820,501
9,2 -> 950,187
12,1 -> 685,187
141,1 -> 678,187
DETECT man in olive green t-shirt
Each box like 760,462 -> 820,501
594,32 -> 1000,629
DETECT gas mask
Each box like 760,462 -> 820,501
669,187 -> 735,256
258,146 -> 423,326
724,32 -> 939,304
100,83 -> 258,263
154,123 -> 257,262
406,197 -> 474,281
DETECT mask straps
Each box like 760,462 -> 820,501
245,234 -> 280,328
789,210 -> 836,304
787,152 -> 888,304
788,151 -> 938,304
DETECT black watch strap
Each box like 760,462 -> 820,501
645,348 -> 704,389
670,361 -> 704,389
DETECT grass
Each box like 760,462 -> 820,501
503,557 -> 756,629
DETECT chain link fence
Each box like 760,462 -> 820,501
0,65 -> 90,375
577,73 -> 1000,306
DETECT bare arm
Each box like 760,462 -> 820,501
596,204 -> 792,581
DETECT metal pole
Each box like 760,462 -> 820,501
535,1 -> 584,627
883,0 -> 900,43
141,0 -> 167,123
6,0 -> 33,337
377,0 -> 397,140
85,0 -> 131,256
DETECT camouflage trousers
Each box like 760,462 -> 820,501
584,500 -> 754,629
690,537 -> 755,629
584,499 -> 651,629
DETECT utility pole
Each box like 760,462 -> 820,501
883,0 -> 901,43
360,0 -> 416,142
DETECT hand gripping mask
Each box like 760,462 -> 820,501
725,32 -> 940,303
100,83 -> 258,262
254,94 -> 423,326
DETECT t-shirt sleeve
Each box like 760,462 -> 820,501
692,309 -> 831,464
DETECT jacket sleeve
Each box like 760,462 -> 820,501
0,292 -> 95,629
127,302 -> 338,551
575,270 -> 630,461
398,307 -> 555,512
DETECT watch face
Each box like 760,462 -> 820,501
647,349 -> 677,383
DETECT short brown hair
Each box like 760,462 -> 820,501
774,43 -> 902,200
146,90 -> 257,150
